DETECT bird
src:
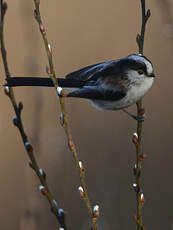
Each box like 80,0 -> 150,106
5,54 -> 155,119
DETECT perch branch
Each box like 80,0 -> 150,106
32,1 -> 98,229
133,1 -> 151,230
0,1 -> 67,229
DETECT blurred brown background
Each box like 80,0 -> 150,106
0,0 -> 173,229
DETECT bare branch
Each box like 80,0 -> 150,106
136,0 -> 151,55
0,2 -> 67,229
134,1 -> 151,230
32,1 -> 98,229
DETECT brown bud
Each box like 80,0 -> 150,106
140,153 -> 147,160
133,164 -> 137,175
146,9 -> 151,19
18,101 -> 23,112
25,142 -> 33,154
68,139 -> 74,151
93,205 -> 100,218
13,116 -> 19,127
78,186 -> 84,198
40,24 -> 46,35
79,161 -> 85,172
39,185 -> 48,196
34,9 -> 38,19
133,214 -> 139,224
60,113 -> 64,126
140,193 -> 145,204
48,44 -> 52,54
133,183 -> 140,193
4,86 -> 10,96
136,34 -> 141,45
58,209 -> 64,218
132,133 -> 138,145
39,168 -> 46,180
138,108 -> 145,117
46,66 -> 51,75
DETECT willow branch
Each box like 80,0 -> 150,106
32,1 -> 98,229
0,2 -> 67,229
133,1 -> 151,230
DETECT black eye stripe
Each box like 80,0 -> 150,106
131,63 -> 146,72
138,69 -> 144,74
126,62 -> 147,74
131,63 -> 147,74
135,66 -> 147,74
116,59 -> 147,74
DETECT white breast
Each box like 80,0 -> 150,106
90,77 -> 154,111
124,76 -> 154,107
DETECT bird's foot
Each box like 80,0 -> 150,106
122,109 -> 145,122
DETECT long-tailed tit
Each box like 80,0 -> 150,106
6,54 -> 155,119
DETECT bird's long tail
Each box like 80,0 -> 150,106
5,77 -> 85,88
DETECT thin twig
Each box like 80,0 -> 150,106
133,1 -> 151,230
32,1 -> 98,229
0,2 -> 67,229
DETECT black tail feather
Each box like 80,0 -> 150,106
5,77 -> 85,88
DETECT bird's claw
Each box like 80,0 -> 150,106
122,109 -> 145,122
132,114 -> 145,122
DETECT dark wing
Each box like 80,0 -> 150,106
66,59 -> 127,101
65,59 -> 125,83
67,87 -> 126,101
65,62 -> 104,81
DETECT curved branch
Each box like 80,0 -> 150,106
0,2 -> 67,229
134,1 -> 151,230
32,1 -> 98,229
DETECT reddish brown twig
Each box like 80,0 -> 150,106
32,1 -> 98,229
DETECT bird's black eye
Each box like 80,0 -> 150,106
138,69 -> 144,75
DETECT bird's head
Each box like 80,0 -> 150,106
121,54 -> 155,86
